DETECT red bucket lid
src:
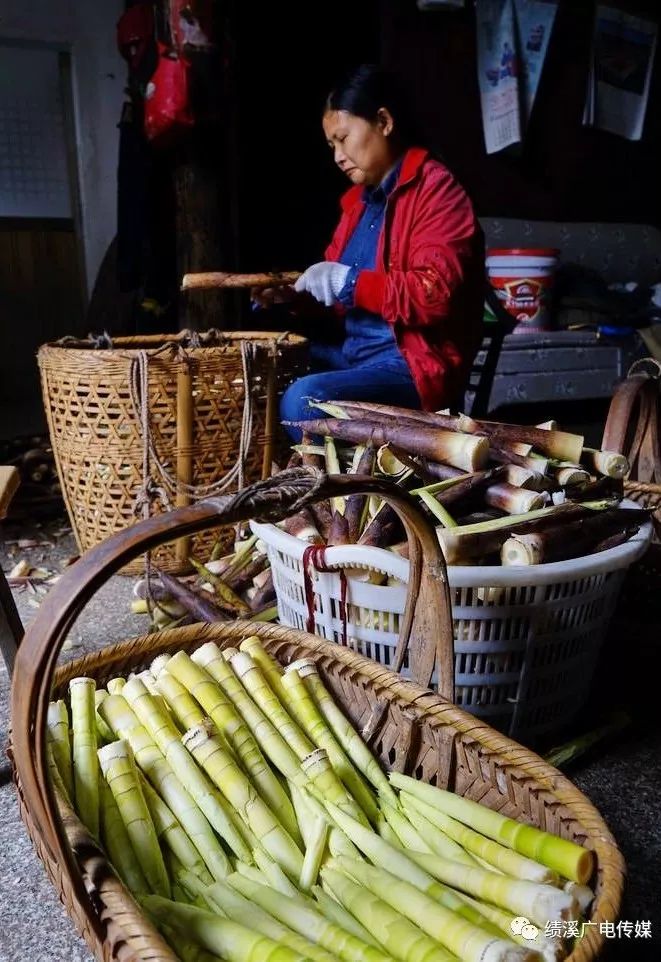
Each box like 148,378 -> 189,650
487,247 -> 560,257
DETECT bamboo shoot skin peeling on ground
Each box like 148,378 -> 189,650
52,639 -> 598,960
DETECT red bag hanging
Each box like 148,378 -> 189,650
144,43 -> 194,146
116,3 -> 154,72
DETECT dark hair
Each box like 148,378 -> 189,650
325,63 -> 421,148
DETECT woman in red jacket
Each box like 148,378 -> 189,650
259,64 -> 485,437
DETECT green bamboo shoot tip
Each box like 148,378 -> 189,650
142,896 -> 308,962
98,740 -> 170,897
47,699 -> 74,801
287,660 -> 397,806
229,872 -> 390,962
320,864 -> 458,962
69,677 -> 99,840
330,856 -> 537,962
389,773 -> 595,884
182,724 -> 304,883
205,878 -> 337,962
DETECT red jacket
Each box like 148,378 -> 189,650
325,147 -> 485,410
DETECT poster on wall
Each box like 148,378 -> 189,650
476,0 -> 558,154
515,0 -> 559,119
476,0 -> 522,154
583,6 -> 657,141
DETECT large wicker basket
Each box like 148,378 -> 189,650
37,330 -> 308,574
10,470 -> 624,962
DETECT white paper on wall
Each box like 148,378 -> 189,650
583,6 -> 657,141
514,0 -> 559,120
476,0 -> 523,154
476,0 -> 558,154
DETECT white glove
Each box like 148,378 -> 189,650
294,262 -> 350,307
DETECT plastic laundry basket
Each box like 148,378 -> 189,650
252,505 -> 651,742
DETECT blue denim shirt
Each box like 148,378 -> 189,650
336,162 -> 407,367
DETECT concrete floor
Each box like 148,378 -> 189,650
1,516 -> 660,961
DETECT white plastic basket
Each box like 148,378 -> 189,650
251,503 -> 652,741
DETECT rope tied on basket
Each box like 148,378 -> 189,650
55,331 -> 114,349
133,477 -> 172,517
128,334 -> 257,513
302,544 -> 348,644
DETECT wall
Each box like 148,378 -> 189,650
234,1 -> 380,274
379,0 -> 661,227
0,0 -> 125,293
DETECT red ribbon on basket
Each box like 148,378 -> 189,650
302,545 -> 348,646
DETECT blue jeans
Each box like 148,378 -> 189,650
280,343 -> 421,442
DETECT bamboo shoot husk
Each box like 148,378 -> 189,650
550,464 -> 591,487
322,399 -> 574,460
566,476 -> 623,503
458,416 -> 584,462
485,483 -> 547,514
490,444 -> 550,474
423,468 -> 510,517
181,270 -> 301,290
581,447 -> 630,479
344,445 -> 375,542
286,418 -> 490,472
327,512 -> 351,546
157,570 -> 228,624
375,445 -> 408,478
436,503 -> 596,565
415,458 -> 465,481
500,507 -> 647,565
321,399 -> 460,430
501,464 -> 550,490
283,508 -> 324,543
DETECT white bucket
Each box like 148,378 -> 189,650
487,247 -> 560,333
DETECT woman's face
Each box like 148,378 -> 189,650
323,108 -> 398,187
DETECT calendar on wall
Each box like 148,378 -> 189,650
0,45 -> 72,219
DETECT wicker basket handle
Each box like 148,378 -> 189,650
11,467 -> 453,925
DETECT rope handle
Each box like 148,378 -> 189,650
10,467 -> 454,930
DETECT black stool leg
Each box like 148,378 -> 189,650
1,569 -> 23,785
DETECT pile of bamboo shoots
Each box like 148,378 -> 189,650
131,538 -> 277,632
278,400 -> 648,568
49,636 -> 596,962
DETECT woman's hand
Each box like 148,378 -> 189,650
294,262 -> 350,307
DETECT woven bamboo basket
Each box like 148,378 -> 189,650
10,469 -> 624,962
623,480 -> 661,540
37,330 -> 308,574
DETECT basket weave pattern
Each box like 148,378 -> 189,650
624,479 -> 661,539
15,622 -> 623,962
38,332 -> 308,573
10,471 -> 624,962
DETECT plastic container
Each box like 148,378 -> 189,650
487,247 -> 560,333
252,505 -> 652,742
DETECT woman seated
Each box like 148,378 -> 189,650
253,63 -> 485,439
